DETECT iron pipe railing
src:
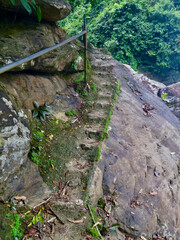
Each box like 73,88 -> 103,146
0,17 -> 88,84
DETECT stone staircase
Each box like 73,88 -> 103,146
40,48 -> 120,240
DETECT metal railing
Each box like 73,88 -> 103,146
0,16 -> 88,83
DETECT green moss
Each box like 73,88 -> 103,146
96,80 -> 121,161
65,109 -> 77,116
0,203 -> 12,240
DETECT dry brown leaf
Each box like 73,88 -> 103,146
52,181 -> 58,184
65,171 -> 69,178
14,196 -> 27,201
86,235 -> 92,240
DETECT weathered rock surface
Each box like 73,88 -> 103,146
123,63 -> 166,95
158,82 -> 180,120
0,22 -> 78,73
0,90 -> 50,203
0,90 -> 30,185
0,0 -> 71,22
0,73 -> 68,114
89,49 -> 180,239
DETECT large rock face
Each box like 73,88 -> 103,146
0,22 -> 78,73
0,73 -> 68,114
0,0 -> 80,203
89,49 -> 180,239
0,0 -> 71,22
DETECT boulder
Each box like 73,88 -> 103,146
0,90 -> 30,185
158,82 -> 180,120
0,0 -> 71,22
0,22 -> 78,73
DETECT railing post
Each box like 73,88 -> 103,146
83,15 -> 87,86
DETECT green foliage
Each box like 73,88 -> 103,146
65,109 -> 77,116
9,0 -> 42,22
161,92 -> 168,99
32,101 -> 51,121
28,207 -> 44,227
61,0 -> 180,81
88,204 -> 120,238
6,213 -> 23,240
29,117 -> 60,167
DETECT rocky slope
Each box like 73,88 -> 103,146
89,49 -> 180,239
0,1 -> 180,239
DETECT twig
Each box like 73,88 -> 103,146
47,217 -> 56,223
87,204 -> 104,240
58,181 -> 70,198
67,216 -> 86,224
33,196 -> 53,210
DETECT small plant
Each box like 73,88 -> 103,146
28,207 -> 44,227
28,150 -> 41,164
161,93 -> 168,100
32,101 -> 51,121
6,213 -> 23,240
33,130 -> 44,141
71,59 -> 78,70
88,204 -> 120,238
65,109 -> 77,117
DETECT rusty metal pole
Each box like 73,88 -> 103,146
83,15 -> 87,86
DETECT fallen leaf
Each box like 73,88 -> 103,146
51,163 -> 55,169
65,171 -> 69,178
58,180 -> 63,190
86,235 -> 92,240
24,210 -> 31,215
52,181 -> 58,185
149,190 -> 158,196
14,196 -> 27,201
49,135 -> 53,141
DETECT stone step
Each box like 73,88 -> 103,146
98,90 -> 114,99
95,100 -> 113,112
84,124 -> 103,140
87,109 -> 107,122
91,65 -> 113,73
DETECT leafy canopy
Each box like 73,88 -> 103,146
62,0 -> 180,82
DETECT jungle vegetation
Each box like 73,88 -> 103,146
60,0 -> 180,82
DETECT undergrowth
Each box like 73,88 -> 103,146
29,116 -> 71,170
